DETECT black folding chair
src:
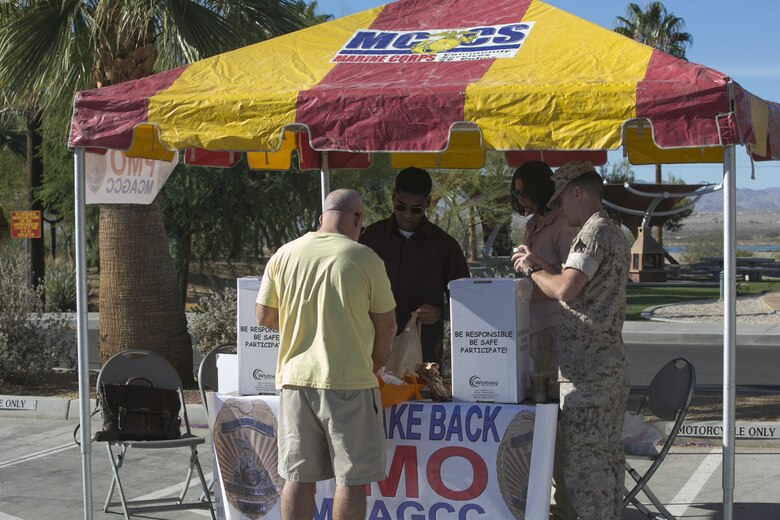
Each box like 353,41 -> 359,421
623,357 -> 696,520
96,349 -> 216,520
198,344 -> 237,414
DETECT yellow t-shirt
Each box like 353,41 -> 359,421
257,232 -> 396,390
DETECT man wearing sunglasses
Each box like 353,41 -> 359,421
360,167 -> 470,366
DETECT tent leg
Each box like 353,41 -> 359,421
722,144 -> 737,520
320,151 -> 330,211
74,147 -> 94,520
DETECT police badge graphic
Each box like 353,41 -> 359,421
496,411 -> 535,518
213,398 -> 283,518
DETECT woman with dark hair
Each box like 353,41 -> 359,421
511,160 -> 578,391
510,161 -> 556,217
511,160 -> 576,283
510,161 -> 578,520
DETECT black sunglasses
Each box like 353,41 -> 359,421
511,188 -> 531,200
394,203 -> 425,215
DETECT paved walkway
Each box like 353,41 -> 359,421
761,288 -> 780,312
1,412 -> 778,519
2,300 -> 779,519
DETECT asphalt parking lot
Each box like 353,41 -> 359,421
0,414 -> 215,520
2,318 -> 778,519
2,408 -> 780,520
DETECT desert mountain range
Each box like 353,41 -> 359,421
692,187 -> 780,211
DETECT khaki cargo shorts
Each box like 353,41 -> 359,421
278,386 -> 386,486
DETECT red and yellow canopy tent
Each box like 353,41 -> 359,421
69,0 -> 779,165
69,0 -> 780,516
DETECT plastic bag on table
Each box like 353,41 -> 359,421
385,311 -> 422,378
622,412 -> 662,456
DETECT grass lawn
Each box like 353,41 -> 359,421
625,281 -> 778,321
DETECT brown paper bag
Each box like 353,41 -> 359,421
385,311 -> 422,377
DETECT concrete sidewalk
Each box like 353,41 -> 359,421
760,289 -> 780,311
2,320 -> 779,421
623,320 -> 780,346
0,395 -> 209,424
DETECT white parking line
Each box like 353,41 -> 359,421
0,512 -> 26,519
0,443 -> 75,469
667,447 -> 722,516
132,472 -> 215,516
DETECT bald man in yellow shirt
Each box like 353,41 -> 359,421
256,189 -> 397,520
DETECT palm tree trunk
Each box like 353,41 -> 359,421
98,201 -> 193,382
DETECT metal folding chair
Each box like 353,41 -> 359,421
95,349 -> 215,520
198,344 -> 237,413
623,357 -> 696,520
197,344 -> 236,500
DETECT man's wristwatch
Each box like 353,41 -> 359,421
524,264 -> 542,278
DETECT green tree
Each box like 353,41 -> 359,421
614,1 -> 693,245
658,172 -> 695,234
159,159 -> 322,301
601,159 -> 638,230
0,84 -> 46,289
38,127 -> 94,264
0,1 -> 308,381
0,106 -> 25,158
335,152 -> 511,264
294,0 -> 333,25
331,153 -> 397,224
0,107 -> 26,241
430,151 -> 512,262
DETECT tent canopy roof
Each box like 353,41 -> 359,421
68,0 -> 780,168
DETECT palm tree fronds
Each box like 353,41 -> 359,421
613,1 -> 692,58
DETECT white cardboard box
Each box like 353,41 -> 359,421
215,353 -> 239,395
449,278 -> 532,403
237,277 -> 279,395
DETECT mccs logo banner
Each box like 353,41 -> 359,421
332,23 -> 534,63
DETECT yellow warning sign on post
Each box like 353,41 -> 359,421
10,210 -> 42,239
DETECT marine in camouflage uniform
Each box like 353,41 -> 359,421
557,209 -> 630,520
511,161 -> 630,520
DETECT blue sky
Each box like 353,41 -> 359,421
315,0 -> 780,189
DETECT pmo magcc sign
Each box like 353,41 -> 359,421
84,150 -> 179,204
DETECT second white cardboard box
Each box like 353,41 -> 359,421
449,278 -> 532,403
237,276 -> 279,395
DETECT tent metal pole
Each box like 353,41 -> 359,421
74,147 -> 93,520
320,151 -> 330,210
722,144 -> 737,520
